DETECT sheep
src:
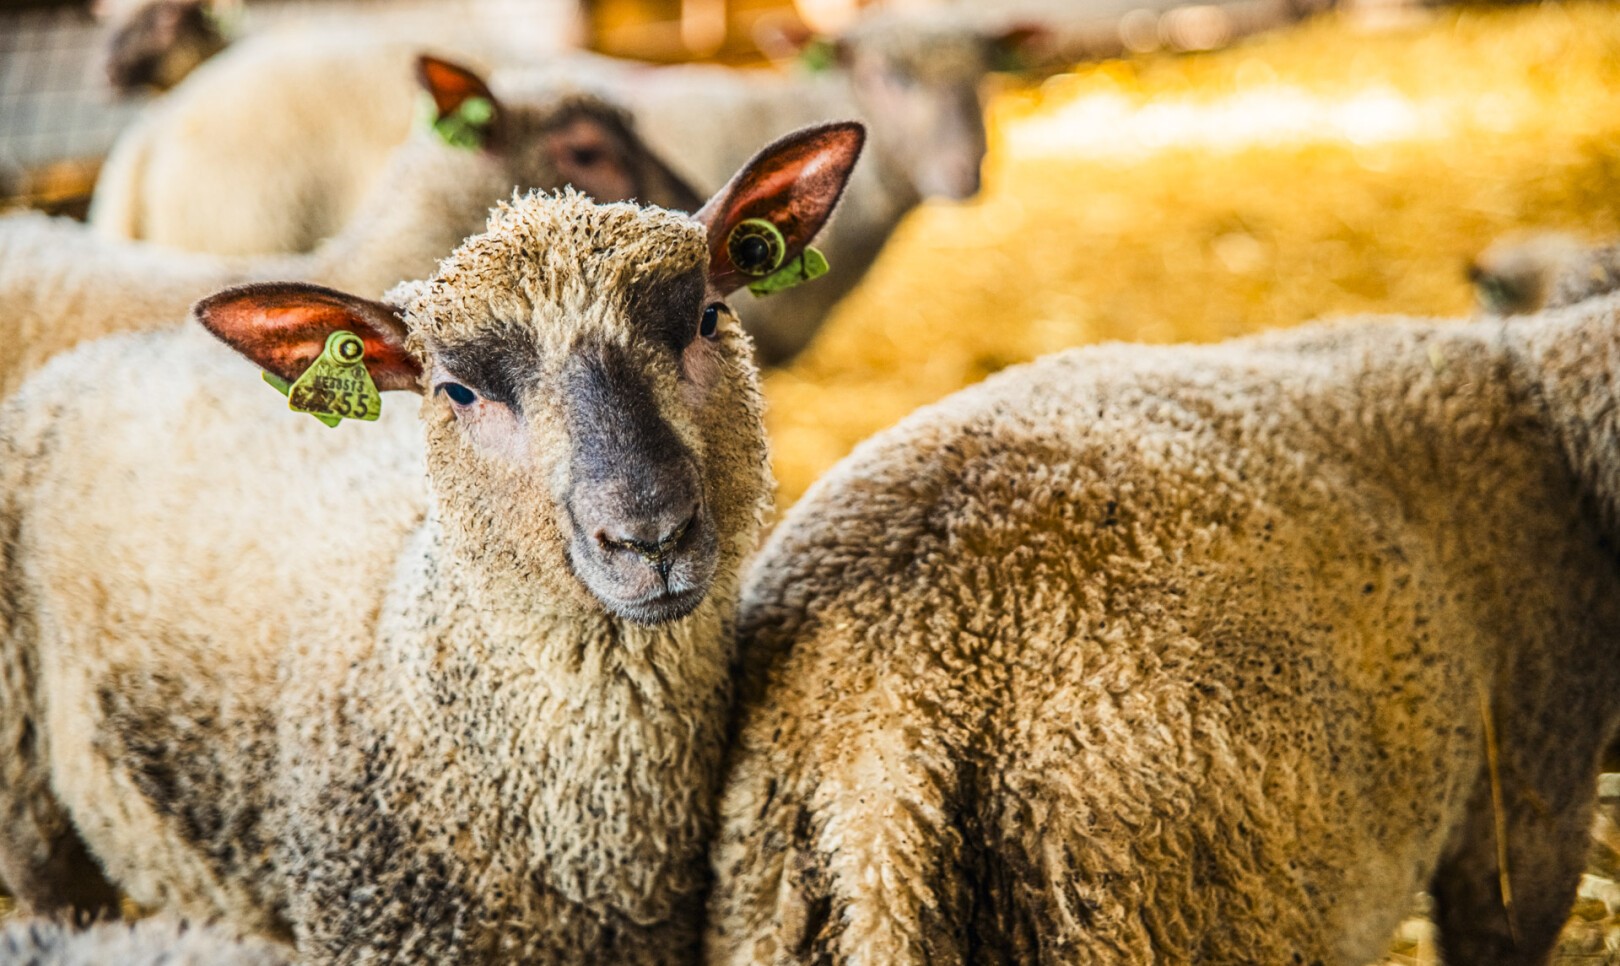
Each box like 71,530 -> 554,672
89,12 -> 1039,364
1,55 -> 700,400
90,37 -> 446,254
0,122 -> 863,962
0,916 -> 290,966
1469,230 -> 1620,316
100,0 -> 234,94
705,295 -> 1620,964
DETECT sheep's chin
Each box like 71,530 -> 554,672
598,584 -> 710,627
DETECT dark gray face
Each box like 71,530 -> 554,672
559,339 -> 719,625
104,0 -> 226,93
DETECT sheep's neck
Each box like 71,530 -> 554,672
361,517 -> 735,928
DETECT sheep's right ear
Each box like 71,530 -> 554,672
695,121 -> 865,297
416,54 -> 502,150
194,282 -> 423,392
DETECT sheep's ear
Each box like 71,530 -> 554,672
194,282 -> 423,393
416,54 -> 502,149
695,121 -> 865,296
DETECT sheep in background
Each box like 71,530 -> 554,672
1,55 -> 700,399
0,124 -> 862,961
550,12 -> 1043,364
1468,230 -> 1620,317
0,917 -> 289,966
98,0 -> 235,94
87,11 -> 1042,364
706,296 -> 1620,964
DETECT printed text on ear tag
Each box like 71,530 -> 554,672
261,330 -> 382,428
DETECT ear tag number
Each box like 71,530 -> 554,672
261,330 -> 382,428
421,93 -> 494,150
748,246 -> 830,297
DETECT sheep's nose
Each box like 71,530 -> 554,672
595,505 -> 699,573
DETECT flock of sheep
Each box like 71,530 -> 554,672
0,2 -> 1618,964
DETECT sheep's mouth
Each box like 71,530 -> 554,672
606,584 -> 710,626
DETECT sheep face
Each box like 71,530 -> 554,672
416,55 -> 705,215
836,21 -> 1030,202
103,0 -> 228,93
196,122 -> 865,628
406,198 -> 736,625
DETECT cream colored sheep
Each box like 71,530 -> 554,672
1,56 -> 699,400
706,297 -> 1620,964
0,916 -> 289,966
0,123 -> 863,963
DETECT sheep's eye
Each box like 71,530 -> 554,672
700,303 -> 725,339
438,382 -> 477,406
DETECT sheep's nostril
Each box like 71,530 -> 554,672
596,508 -> 698,568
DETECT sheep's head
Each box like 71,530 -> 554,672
196,122 -> 864,627
103,0 -> 228,93
820,17 -> 1040,202
416,55 -> 704,214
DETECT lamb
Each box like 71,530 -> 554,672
0,122 -> 863,962
90,38 -> 452,254
0,55 -> 700,400
705,296 -> 1620,964
1469,230 -> 1620,316
89,12 -> 1040,364
0,917 -> 289,966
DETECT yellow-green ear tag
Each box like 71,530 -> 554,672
261,330 -> 381,428
726,218 -> 831,297
748,247 -> 829,297
420,93 -> 495,150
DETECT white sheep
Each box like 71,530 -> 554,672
0,916 -> 289,966
0,122 -> 863,962
1,55 -> 699,400
89,12 -> 1039,364
706,296 -> 1620,964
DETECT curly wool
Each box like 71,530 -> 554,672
0,916 -> 290,966
707,298 -> 1620,964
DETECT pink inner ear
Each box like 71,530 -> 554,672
699,122 -> 865,294
415,54 -> 497,119
193,283 -> 423,392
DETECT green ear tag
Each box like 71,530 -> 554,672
264,330 -> 382,428
748,246 -> 830,297
799,37 -> 839,73
426,95 -> 494,150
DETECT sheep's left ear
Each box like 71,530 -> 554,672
987,24 -> 1050,73
416,54 -> 502,150
194,282 -> 423,392
695,121 -> 865,297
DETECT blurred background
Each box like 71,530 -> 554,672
4,0 -> 1620,961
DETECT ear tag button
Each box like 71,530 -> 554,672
422,93 -> 494,150
748,246 -> 830,297
728,219 -> 787,277
261,330 -> 382,428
